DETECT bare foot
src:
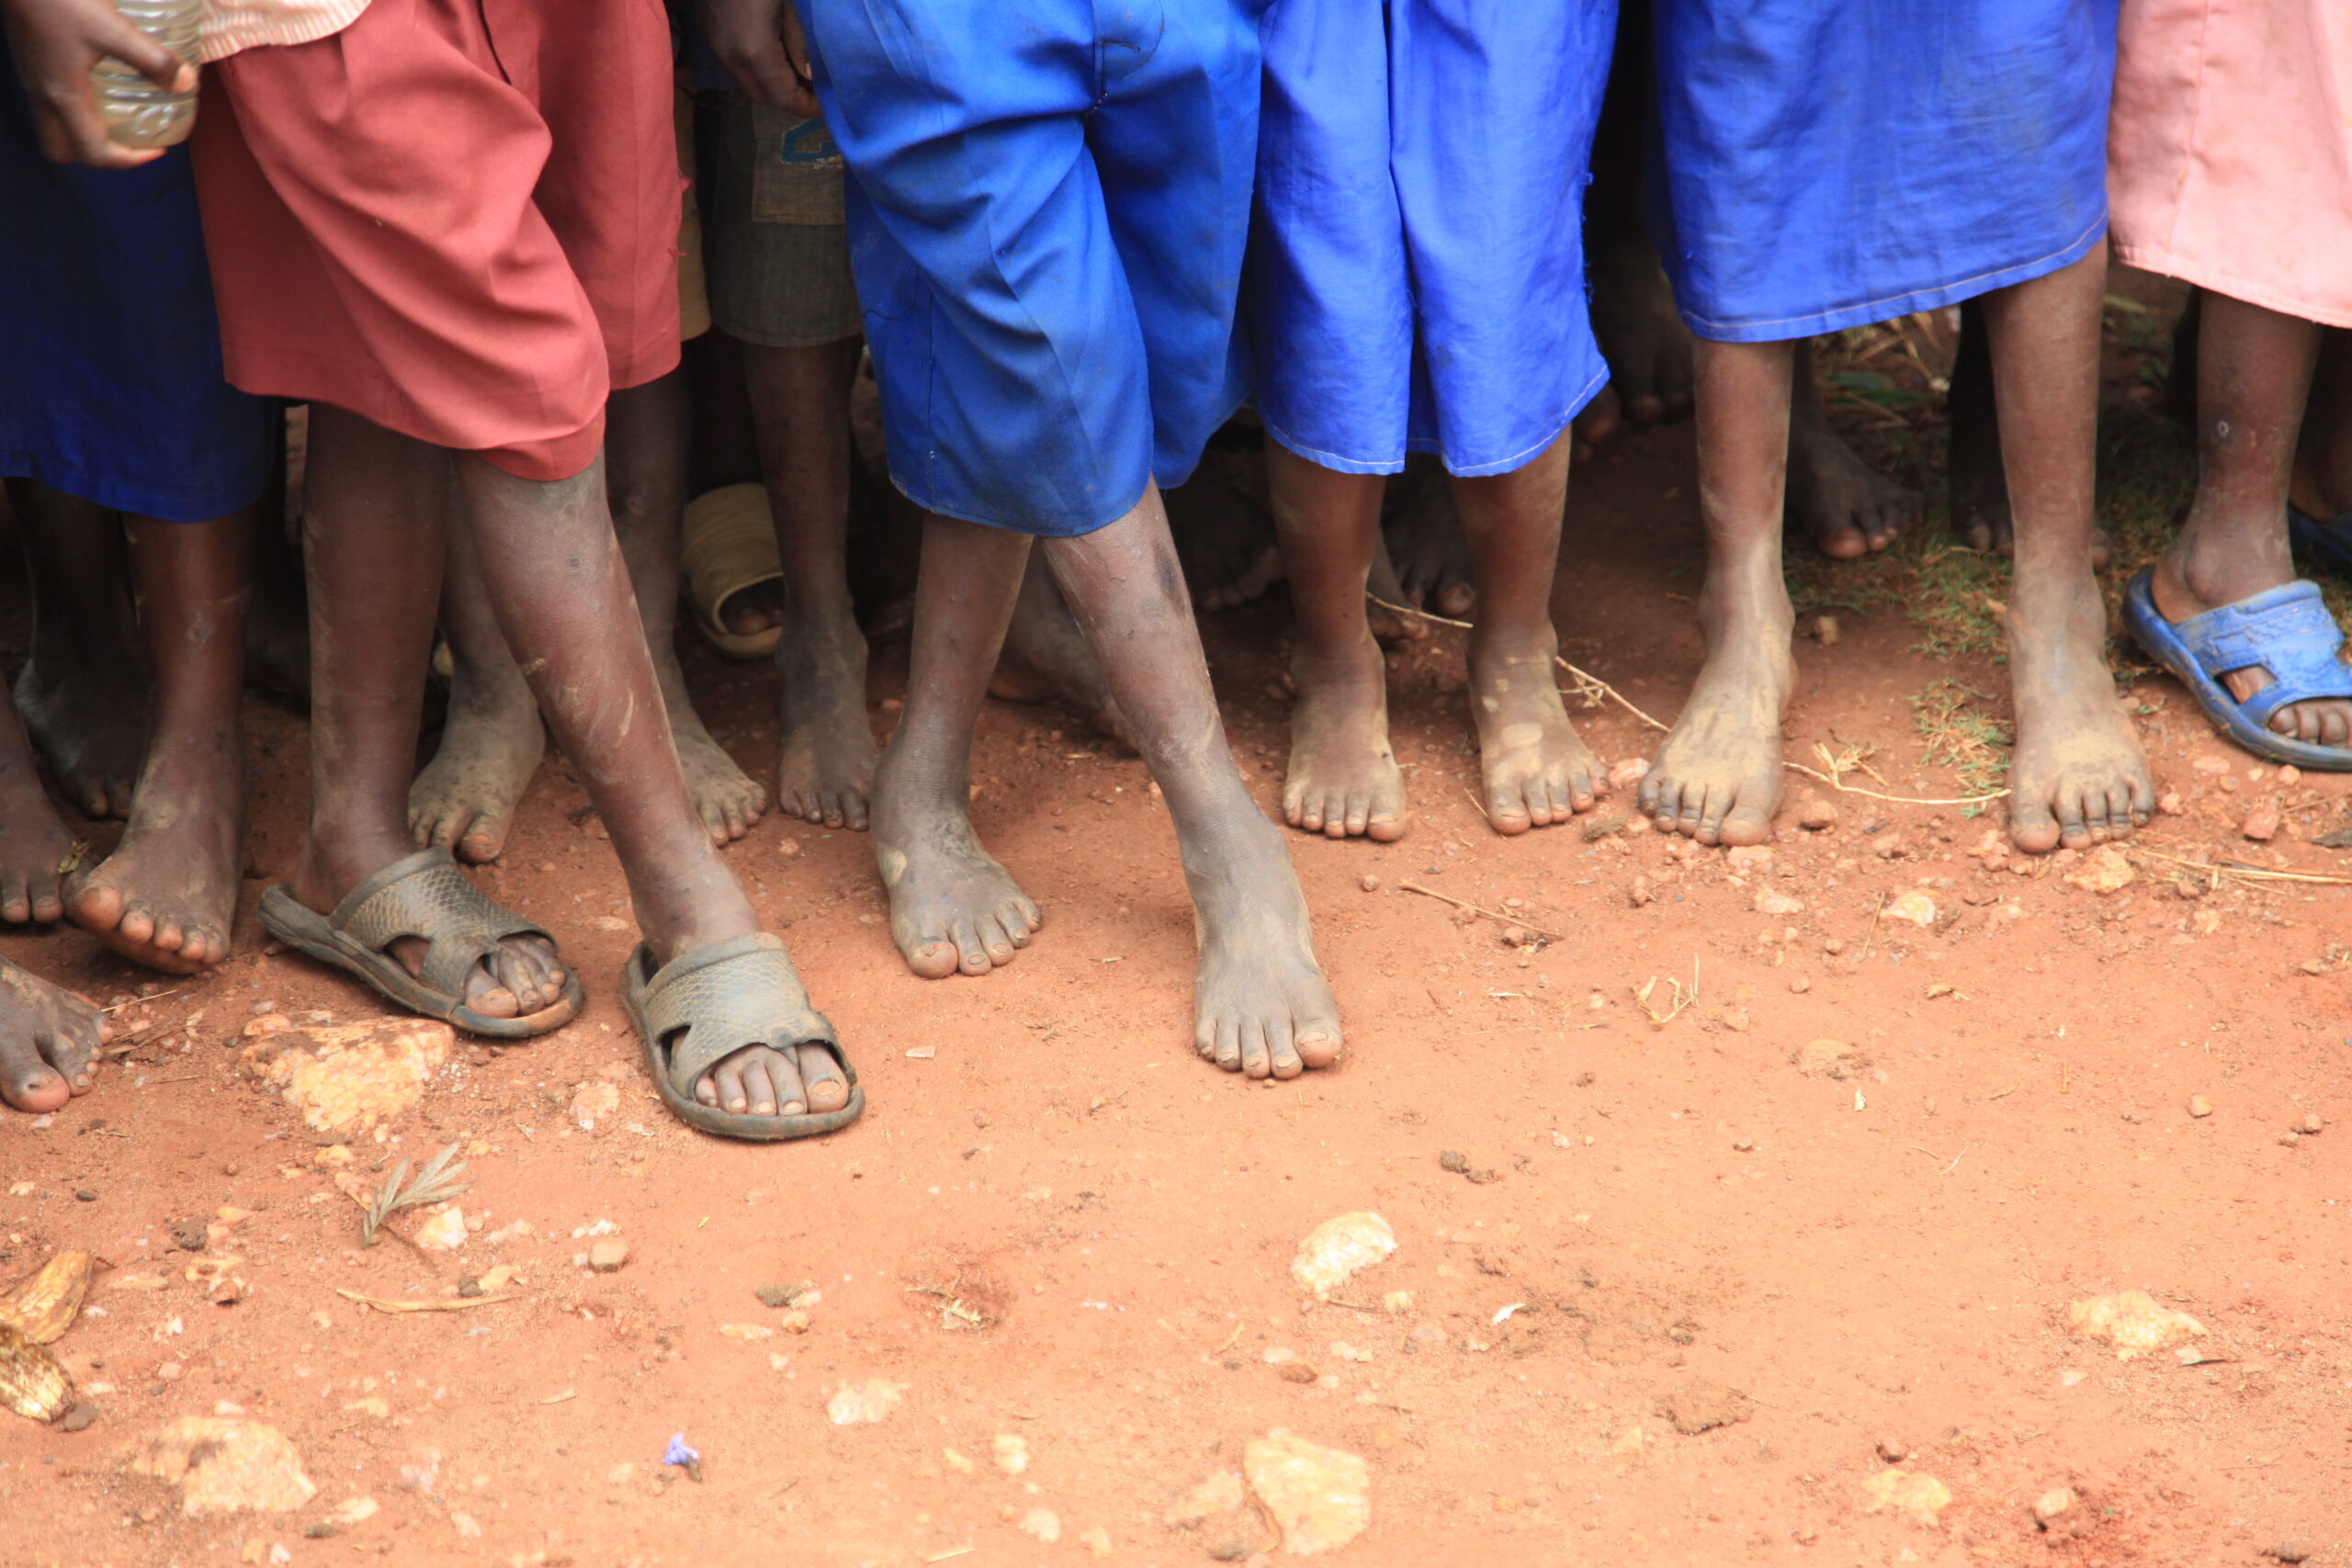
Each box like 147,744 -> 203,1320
408,666 -> 545,864
1589,229 -> 1696,427
0,958 -> 105,1113
15,649 -> 146,820
1283,632 -> 1408,840
1641,565 -> 1794,846
1790,380 -> 1916,558
0,716 -> 75,924
2007,584 -> 2154,853
775,606 -> 876,831
989,557 -> 1133,745
651,641 -> 767,844
1189,814 -> 1342,1079
1383,460 -> 1478,617
1170,464 -> 1284,612
69,736 -> 245,973
873,761 -> 1041,978
291,840 -> 570,1021
1469,628 -> 1600,834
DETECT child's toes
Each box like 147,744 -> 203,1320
797,1045 -> 849,1113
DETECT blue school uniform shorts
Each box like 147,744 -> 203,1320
802,0 -> 1260,536
1249,0 -> 1617,478
1647,0 -> 2119,343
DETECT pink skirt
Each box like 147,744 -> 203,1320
2109,0 -> 2352,328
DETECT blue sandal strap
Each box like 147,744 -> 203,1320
2290,504 -> 2352,581
2168,580 -> 2352,730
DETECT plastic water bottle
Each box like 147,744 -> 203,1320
91,0 -> 201,149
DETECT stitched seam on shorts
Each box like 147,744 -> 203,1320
1680,216 -> 2109,340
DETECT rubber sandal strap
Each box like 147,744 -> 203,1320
2166,580 -> 2352,730
682,483 -> 784,659
329,847 -> 557,1000
2290,503 -> 2352,581
637,932 -> 844,1101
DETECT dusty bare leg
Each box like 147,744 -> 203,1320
2148,294 -> 2346,744
451,448 -> 842,1116
5,480 -> 147,818
744,337 -> 875,830
69,511 -> 249,971
872,519 -> 1043,979
1982,249 -> 2154,852
405,512 -> 546,863
1264,446 -> 1406,840
1639,339 -> 1797,845
1453,429 -> 1601,833
1949,299 -> 2111,569
288,409 -> 567,1021
1042,491 -> 1341,1078
608,369 -> 768,842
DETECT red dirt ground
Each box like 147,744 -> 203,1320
5,299 -> 2350,1568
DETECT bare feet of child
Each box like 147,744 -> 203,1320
1641,544 -> 1795,846
775,608 -> 877,830
0,959 -> 104,1114
874,761 -> 1041,978
62,513 -> 253,971
989,557 -> 1133,745
6,481 -> 149,818
409,630 -> 546,863
1790,342 -> 1916,558
1382,460 -> 1479,617
2005,578 -> 2153,852
1284,628 -> 1407,840
69,743 -> 245,973
1470,626 -> 1601,834
1188,812 -> 1342,1079
1588,222 -> 1696,427
0,703 -> 74,924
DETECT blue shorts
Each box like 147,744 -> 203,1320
1250,0 -> 1616,478
1647,0 -> 2117,344
0,54 -> 276,522
803,0 -> 1258,536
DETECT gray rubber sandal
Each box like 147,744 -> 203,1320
257,848 -> 582,1040
621,932 -> 862,1141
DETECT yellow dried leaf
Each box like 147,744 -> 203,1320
0,1320 -> 74,1422
0,1250 -> 96,1344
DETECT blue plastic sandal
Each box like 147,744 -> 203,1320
2289,503 -> 2352,581
2123,568 -> 2352,772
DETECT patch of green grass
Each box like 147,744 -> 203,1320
1909,677 -> 2012,814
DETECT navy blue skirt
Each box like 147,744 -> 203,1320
1,56 -> 275,522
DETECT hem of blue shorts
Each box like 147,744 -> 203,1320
1260,364 -> 1608,480
885,470 -> 1150,538
0,452 -> 269,525
1678,219 -> 2108,344
881,388 -> 1250,537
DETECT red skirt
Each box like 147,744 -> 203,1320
191,0 -> 682,480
